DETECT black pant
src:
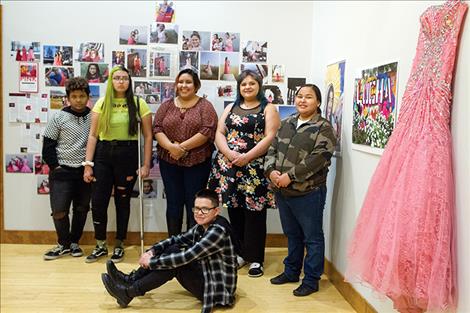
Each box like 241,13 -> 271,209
91,141 -> 138,241
49,166 -> 91,247
132,244 -> 204,301
227,207 -> 267,263
159,158 -> 212,236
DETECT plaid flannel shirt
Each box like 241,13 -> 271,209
149,216 -> 237,313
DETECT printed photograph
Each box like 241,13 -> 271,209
277,105 -> 298,120
217,84 -> 236,98
149,51 -> 171,78
112,51 -> 125,68
156,0 -> 175,23
271,64 -> 285,83
161,82 -> 175,103
241,63 -> 268,84
11,41 -> 40,62
45,67 -> 74,87
242,41 -> 268,63
5,154 -> 34,173
80,63 -> 109,83
211,32 -> 240,52
199,52 -> 219,80
219,52 -> 239,81
76,42 -> 104,63
287,77 -> 306,105
263,85 -> 285,104
34,154 -> 50,175
119,25 -> 148,45
19,62 -> 39,93
43,45 -> 73,66
37,175 -> 50,195
181,30 -> 210,51
49,89 -> 67,110
179,51 -> 199,72
150,23 -> 178,44
134,81 -> 161,96
127,49 -> 147,77
88,85 -> 100,108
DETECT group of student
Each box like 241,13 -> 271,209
42,65 -> 336,312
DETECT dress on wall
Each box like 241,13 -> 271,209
346,1 -> 467,312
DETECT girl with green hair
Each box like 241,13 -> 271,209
83,65 -> 153,263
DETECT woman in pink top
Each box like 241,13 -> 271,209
153,69 -> 218,236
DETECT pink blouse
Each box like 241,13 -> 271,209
153,97 -> 218,167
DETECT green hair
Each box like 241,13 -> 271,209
98,65 -> 138,136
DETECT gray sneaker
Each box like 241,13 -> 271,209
70,243 -> 83,257
110,247 -> 125,263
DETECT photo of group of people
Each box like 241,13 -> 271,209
11,41 -> 40,62
19,62 -> 39,93
45,67 -> 74,87
155,0 -> 175,23
5,154 -> 34,173
43,45 -> 73,66
211,32 -> 240,52
76,42 -> 104,63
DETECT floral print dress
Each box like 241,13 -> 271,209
208,104 -> 275,211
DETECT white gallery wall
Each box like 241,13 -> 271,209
2,1 -> 314,234
311,1 -> 470,312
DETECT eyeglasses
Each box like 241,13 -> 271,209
192,206 -> 217,214
112,76 -> 130,82
295,94 -> 316,100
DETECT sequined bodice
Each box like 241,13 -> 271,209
399,0 -> 467,130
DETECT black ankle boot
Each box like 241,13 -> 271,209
101,273 -> 133,308
107,260 -> 134,287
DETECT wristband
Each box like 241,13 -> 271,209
81,160 -> 94,167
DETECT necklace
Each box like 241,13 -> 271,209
175,96 -> 199,113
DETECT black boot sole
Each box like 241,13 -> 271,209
101,273 -> 131,308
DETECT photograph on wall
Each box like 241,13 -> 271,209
88,85 -> 100,108
179,51 -> 199,72
324,60 -> 346,155
242,40 -> 267,63
199,52 -> 219,80
127,49 -> 147,77
150,23 -> 178,44
241,63 -> 268,84
134,81 -> 161,97
34,154 -> 50,175
112,50 -> 125,67
11,41 -> 40,62
286,77 -> 306,105
217,83 -> 236,99
181,30 -> 210,51
80,63 -> 109,83
76,42 -> 104,63
43,45 -> 73,66
45,67 -> 74,87
219,52 -> 239,81
352,62 -> 398,150
277,105 -> 298,121
271,64 -> 285,83
263,85 -> 285,104
149,51 -> 171,78
149,149 -> 162,179
161,82 -> 175,103
19,62 -> 39,93
50,89 -> 67,110
37,175 -> 50,195
211,32 -> 240,52
119,25 -> 148,45
8,93 -> 48,123
5,153 -> 34,173
156,0 -> 175,23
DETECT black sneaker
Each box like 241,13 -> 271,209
293,282 -> 319,296
270,273 -> 300,285
110,247 -> 125,263
70,243 -> 83,257
85,245 -> 108,263
43,244 -> 71,260
248,262 -> 264,277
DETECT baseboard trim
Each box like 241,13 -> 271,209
0,230 -> 288,247
324,258 -> 377,313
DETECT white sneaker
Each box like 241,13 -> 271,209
237,255 -> 247,269
248,262 -> 264,277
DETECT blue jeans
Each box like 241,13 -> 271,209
159,158 -> 212,236
275,186 -> 326,288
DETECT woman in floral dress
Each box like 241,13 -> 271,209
208,70 -> 280,277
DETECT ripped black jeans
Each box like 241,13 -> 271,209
91,140 -> 138,241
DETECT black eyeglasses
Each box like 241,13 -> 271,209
192,206 -> 217,214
